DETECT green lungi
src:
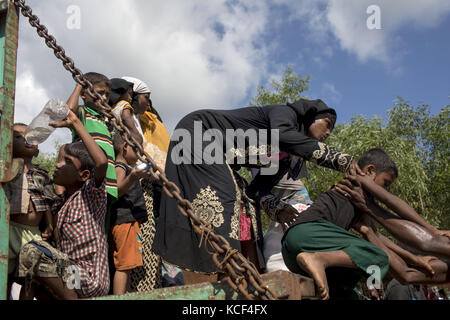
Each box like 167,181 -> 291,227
281,220 -> 389,300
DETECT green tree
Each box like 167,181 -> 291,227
32,142 -> 61,178
249,65 -> 310,106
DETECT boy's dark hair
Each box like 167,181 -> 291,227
112,130 -> 125,155
358,148 -> 398,178
13,122 -> 28,128
84,72 -> 112,88
64,141 -> 95,172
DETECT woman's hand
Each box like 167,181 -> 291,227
347,159 -> 365,176
335,175 -> 368,212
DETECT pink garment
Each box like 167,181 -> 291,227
239,206 -> 252,241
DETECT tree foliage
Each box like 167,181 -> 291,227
249,65 -> 310,106
32,142 -> 61,178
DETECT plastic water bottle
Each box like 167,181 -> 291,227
25,99 -> 69,145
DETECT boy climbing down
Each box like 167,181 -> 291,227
17,109 -> 110,299
280,149 -> 397,300
281,148 -> 450,300
334,149 -> 450,286
335,149 -> 450,261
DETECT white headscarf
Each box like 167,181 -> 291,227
121,76 -> 151,94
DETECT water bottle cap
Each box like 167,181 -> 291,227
136,163 -> 150,170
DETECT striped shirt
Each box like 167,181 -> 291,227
72,105 -> 118,199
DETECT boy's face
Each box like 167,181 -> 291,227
82,82 -> 111,109
374,171 -> 395,190
13,125 -> 39,158
53,146 -> 90,187
123,143 -> 139,166
362,164 -> 395,189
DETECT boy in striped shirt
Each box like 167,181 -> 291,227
66,73 -> 118,231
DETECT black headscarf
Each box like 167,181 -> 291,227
286,98 -> 337,134
285,99 -> 337,180
109,78 -> 134,106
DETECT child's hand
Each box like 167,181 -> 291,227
41,225 -> 54,241
131,167 -> 150,180
49,110 -> 80,129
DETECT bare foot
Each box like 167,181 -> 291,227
296,252 -> 330,300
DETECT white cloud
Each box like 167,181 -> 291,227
14,72 -> 50,124
14,72 -> 72,154
326,0 -> 450,64
273,0 -> 450,66
321,82 -> 342,105
15,0 -> 272,147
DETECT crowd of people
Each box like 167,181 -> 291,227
6,71 -> 450,300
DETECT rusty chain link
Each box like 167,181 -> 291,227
11,0 -> 278,300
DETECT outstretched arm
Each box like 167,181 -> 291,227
66,83 -> 82,114
337,176 -> 450,260
268,107 -> 354,174
358,174 -> 438,234
340,181 -> 450,285
115,163 -> 148,198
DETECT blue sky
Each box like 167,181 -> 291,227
237,1 -> 450,124
13,0 -> 450,154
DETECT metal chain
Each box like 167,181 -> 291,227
11,0 -> 277,300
